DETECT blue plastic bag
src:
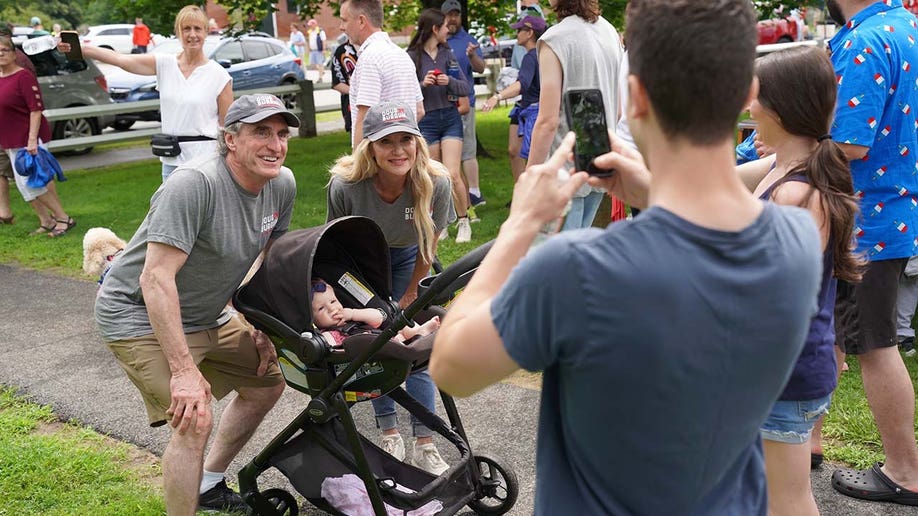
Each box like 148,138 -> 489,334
14,147 -> 66,189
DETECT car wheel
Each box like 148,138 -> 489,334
777,36 -> 793,43
53,116 -> 100,156
279,79 -> 298,111
113,119 -> 135,131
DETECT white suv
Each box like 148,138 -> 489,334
81,24 -> 165,54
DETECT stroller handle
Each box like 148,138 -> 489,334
407,239 -> 494,320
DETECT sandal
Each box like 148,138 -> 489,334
48,216 -> 76,238
30,223 -> 55,235
0,215 -> 13,224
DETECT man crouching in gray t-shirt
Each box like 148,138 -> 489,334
95,94 -> 298,514
431,1 -> 823,515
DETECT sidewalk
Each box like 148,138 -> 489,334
0,264 -> 911,514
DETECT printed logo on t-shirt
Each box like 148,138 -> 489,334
261,211 -> 279,234
404,207 -> 414,222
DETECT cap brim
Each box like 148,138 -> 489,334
366,125 -> 421,142
234,109 -> 300,128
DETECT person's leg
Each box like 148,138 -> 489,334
9,151 -> 55,231
441,138 -> 468,218
895,267 -> 918,353
163,413 -> 213,515
763,440 -> 820,516
508,123 -> 524,183
202,382 -> 285,473
34,182 -> 74,235
0,151 -> 14,221
461,111 -> 483,205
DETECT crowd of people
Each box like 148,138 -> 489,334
6,0 -> 918,514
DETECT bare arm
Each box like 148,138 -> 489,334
772,182 -> 830,250
332,83 -> 350,95
216,82 -> 233,127
431,134 -> 589,396
482,81 -> 521,112
736,155 -> 776,192
353,104 -> 369,144
468,45 -> 486,74
343,307 -> 387,328
27,111 -> 41,154
139,242 -> 210,434
838,142 -> 869,161
67,43 -> 157,76
525,43 -> 562,167
416,101 -> 425,122
399,249 -> 433,309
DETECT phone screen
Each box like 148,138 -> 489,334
59,31 -> 83,61
564,89 -> 613,176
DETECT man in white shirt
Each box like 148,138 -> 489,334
339,0 -> 425,146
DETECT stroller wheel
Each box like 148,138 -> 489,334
246,488 -> 299,516
467,452 -> 519,515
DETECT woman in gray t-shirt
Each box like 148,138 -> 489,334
325,101 -> 455,475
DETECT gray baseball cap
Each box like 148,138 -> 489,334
224,94 -> 300,128
363,102 -> 421,142
441,0 -> 462,14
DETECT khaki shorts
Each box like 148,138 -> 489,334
0,148 -> 13,179
106,314 -> 283,427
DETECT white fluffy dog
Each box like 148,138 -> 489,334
82,227 -> 126,279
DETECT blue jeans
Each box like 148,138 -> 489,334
372,245 -> 437,437
562,190 -> 604,231
760,394 -> 832,444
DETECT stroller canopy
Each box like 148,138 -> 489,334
241,216 -> 392,334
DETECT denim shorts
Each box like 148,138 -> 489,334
760,394 -> 832,444
419,106 -> 463,146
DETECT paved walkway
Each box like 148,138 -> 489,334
0,264 -> 912,515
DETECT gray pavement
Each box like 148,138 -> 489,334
1,264 -> 914,515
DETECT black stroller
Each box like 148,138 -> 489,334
232,216 -> 518,515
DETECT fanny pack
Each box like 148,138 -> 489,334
150,134 -> 215,157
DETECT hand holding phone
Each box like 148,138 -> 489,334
563,88 -> 613,176
59,31 -> 83,61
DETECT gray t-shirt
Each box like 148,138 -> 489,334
491,204 -> 822,515
95,155 -> 296,341
326,172 -> 455,248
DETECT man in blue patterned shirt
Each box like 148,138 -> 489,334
826,0 -> 918,506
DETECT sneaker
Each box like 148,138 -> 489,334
456,217 -> 471,243
900,336 -> 916,357
381,433 -> 406,461
198,479 -> 247,512
467,205 -> 480,223
438,227 -> 449,241
412,442 -> 449,475
469,192 -> 486,207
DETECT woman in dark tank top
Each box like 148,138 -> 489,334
737,45 -> 864,516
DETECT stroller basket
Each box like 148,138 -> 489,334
234,217 -> 514,515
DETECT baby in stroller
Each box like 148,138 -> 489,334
311,278 -> 440,346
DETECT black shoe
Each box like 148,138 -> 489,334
198,479 -> 247,512
900,336 -> 916,357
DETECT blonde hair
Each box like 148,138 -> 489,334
328,135 -> 448,264
174,5 -> 209,39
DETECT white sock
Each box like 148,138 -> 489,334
469,188 -> 481,196
200,469 -> 225,494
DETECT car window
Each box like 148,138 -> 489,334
243,41 -> 273,61
100,28 -> 131,36
213,41 -> 245,64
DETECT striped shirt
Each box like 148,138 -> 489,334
350,31 -> 423,145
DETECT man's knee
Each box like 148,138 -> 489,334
237,381 -> 286,407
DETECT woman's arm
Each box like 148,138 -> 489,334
526,42 -> 563,167
736,155 -> 776,192
400,248 -> 432,308
27,111 -> 41,155
61,42 -> 157,76
772,182 -> 829,251
216,81 -> 233,127
481,81 -> 521,112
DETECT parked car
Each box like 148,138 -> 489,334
12,39 -> 115,155
757,16 -> 800,44
478,37 -> 515,67
81,24 -> 166,54
106,34 -> 305,130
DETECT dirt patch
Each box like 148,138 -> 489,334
503,370 -> 542,390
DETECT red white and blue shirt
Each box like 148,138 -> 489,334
829,0 -> 918,259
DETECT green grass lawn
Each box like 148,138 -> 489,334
1,106 -> 917,511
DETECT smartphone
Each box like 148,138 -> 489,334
59,31 -> 83,61
563,88 -> 613,176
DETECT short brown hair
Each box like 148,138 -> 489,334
343,0 -> 384,29
553,0 -> 601,23
626,0 -> 757,145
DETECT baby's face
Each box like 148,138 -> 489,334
312,287 -> 344,328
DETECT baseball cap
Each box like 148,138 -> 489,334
30,16 -> 41,27
440,0 -> 462,14
363,101 -> 421,142
224,94 -> 300,128
511,15 -> 546,33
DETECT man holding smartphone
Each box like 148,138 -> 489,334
430,0 -> 824,514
